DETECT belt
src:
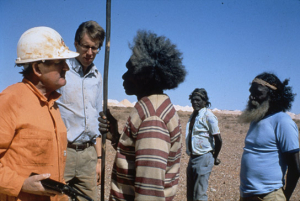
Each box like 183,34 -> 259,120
190,151 -> 213,159
241,194 -> 268,201
191,154 -> 201,159
67,142 -> 93,151
241,189 -> 281,201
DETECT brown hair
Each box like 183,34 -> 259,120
75,20 -> 105,48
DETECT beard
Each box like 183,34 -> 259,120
239,99 -> 270,123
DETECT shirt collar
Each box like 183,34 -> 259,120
69,58 -> 98,75
197,107 -> 207,116
22,78 -> 61,106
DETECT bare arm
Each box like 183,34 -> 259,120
212,134 -> 222,165
94,137 -> 102,185
283,151 -> 300,201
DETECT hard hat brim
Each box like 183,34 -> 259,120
15,50 -> 79,65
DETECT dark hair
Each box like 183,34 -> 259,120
19,64 -> 33,77
255,72 -> 295,112
189,88 -> 211,108
75,20 -> 105,48
129,30 -> 186,91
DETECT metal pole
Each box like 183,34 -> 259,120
101,0 -> 111,200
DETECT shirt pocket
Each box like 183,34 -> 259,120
17,129 -> 54,166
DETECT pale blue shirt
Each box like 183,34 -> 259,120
240,112 -> 299,197
186,107 -> 220,156
56,58 -> 102,143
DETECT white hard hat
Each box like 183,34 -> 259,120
15,26 -> 79,64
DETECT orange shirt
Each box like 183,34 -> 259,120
0,79 -> 67,201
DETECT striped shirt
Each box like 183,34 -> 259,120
110,94 -> 182,201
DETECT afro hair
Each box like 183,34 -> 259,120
255,72 -> 296,112
129,30 -> 186,91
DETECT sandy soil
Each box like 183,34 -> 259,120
98,106 -> 300,201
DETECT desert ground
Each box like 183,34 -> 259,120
99,106 -> 300,201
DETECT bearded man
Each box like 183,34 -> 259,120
239,72 -> 300,201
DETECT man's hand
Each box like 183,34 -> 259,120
214,158 -> 221,165
21,174 -> 61,196
98,110 -> 120,147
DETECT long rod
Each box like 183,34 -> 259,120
101,0 -> 111,200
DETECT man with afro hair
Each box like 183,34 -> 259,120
99,30 -> 186,200
239,72 -> 300,201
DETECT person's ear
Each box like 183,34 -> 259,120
74,41 -> 79,50
32,62 -> 42,77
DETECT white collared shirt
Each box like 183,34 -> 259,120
186,107 -> 220,155
57,58 -> 102,143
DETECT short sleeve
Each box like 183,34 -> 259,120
276,117 -> 299,153
207,114 -> 220,135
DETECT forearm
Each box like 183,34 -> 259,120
284,168 -> 299,200
95,136 -> 102,157
213,134 -> 222,159
95,137 -> 102,165
95,137 -> 102,185
284,152 -> 300,200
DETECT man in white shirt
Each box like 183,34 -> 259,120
56,20 -> 105,200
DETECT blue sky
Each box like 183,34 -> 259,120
1,0 -> 300,114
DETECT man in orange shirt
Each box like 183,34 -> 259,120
0,27 -> 78,201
